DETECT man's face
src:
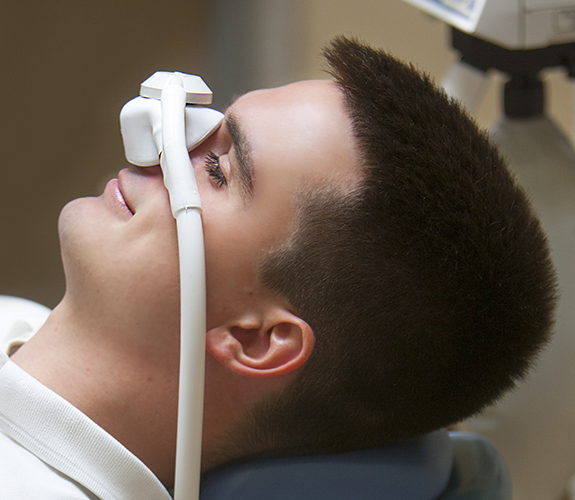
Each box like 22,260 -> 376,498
192,80 -> 359,328
58,80 -> 357,335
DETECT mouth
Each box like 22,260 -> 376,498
107,177 -> 134,216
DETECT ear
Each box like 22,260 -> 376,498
206,309 -> 314,379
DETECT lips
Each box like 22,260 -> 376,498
108,178 -> 134,216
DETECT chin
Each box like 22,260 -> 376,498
57,197 -> 116,292
58,197 -> 94,242
58,194 -> 120,254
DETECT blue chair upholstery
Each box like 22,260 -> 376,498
439,432 -> 512,500
200,430 -> 511,500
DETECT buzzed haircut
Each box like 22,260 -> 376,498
238,36 -> 556,458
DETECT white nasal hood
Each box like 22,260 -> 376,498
120,96 -> 223,167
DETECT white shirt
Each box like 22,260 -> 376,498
0,297 -> 173,500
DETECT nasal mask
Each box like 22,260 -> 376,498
120,72 -> 223,500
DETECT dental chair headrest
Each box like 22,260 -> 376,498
200,428 -> 453,500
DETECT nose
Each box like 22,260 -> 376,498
137,165 -> 163,176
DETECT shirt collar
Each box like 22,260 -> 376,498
0,352 -> 172,500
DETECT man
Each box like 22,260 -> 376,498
0,36 -> 556,498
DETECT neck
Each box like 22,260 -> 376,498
10,297 -> 180,487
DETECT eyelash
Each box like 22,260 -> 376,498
204,150 -> 227,188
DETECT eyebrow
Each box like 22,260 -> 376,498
225,111 -> 254,200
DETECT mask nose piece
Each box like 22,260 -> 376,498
119,72 -> 224,167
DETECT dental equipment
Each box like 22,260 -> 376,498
120,72 -> 223,500
402,0 -> 575,49
402,0 -> 575,111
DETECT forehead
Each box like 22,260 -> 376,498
228,80 -> 348,134
232,79 -> 341,108
227,80 -> 358,189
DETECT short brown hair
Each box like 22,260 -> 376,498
241,36 -> 556,458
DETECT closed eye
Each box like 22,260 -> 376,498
204,150 -> 228,188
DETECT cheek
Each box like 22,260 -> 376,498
110,213 -> 180,306
201,207 -> 256,319
59,197 -> 181,318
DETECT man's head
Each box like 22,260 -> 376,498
55,36 -> 556,475
56,73 -> 360,474
217,36 -> 557,461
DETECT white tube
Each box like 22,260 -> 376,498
160,74 -> 206,500
173,210 -> 206,500
161,74 -> 203,216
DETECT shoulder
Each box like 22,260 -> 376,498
0,296 -> 51,355
0,431 -> 97,499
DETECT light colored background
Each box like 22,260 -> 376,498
1,1 -> 574,498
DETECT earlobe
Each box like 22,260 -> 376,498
206,313 -> 314,379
